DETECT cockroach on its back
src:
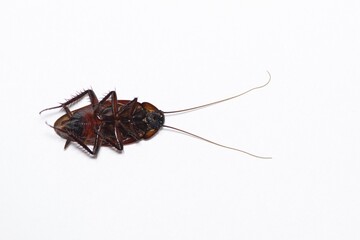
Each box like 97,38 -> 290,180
40,73 -> 271,159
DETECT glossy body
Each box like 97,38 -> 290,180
41,74 -> 271,158
47,90 -> 164,155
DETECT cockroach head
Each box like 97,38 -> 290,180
146,110 -> 164,130
141,102 -> 165,130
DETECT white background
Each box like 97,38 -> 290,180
1,0 -> 359,239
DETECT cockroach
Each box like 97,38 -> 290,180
40,73 -> 271,159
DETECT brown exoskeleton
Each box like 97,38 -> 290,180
40,73 -> 271,158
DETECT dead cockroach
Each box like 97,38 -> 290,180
40,73 -> 271,159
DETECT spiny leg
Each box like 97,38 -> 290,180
55,125 -> 102,156
96,91 -> 119,117
39,90 -> 99,116
95,91 -> 124,150
116,98 -> 142,141
68,133 -> 101,156
116,98 -> 138,118
94,125 -> 124,151
64,123 -> 124,155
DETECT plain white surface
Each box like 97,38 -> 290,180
1,0 -> 360,239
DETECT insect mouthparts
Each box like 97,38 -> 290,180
146,111 -> 165,130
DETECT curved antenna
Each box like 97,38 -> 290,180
163,125 -> 271,159
163,71 -> 271,114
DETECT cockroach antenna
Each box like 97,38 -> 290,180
161,71 -> 272,159
163,71 -> 271,114
163,125 -> 271,159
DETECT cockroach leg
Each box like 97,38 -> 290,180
39,90 -> 99,115
67,132 -> 101,156
116,98 -> 143,140
114,124 -> 125,150
64,89 -> 99,110
94,124 -> 124,151
62,90 -> 100,117
116,98 -> 138,117
96,91 -> 118,116
96,91 -> 124,150
46,122 -> 101,156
